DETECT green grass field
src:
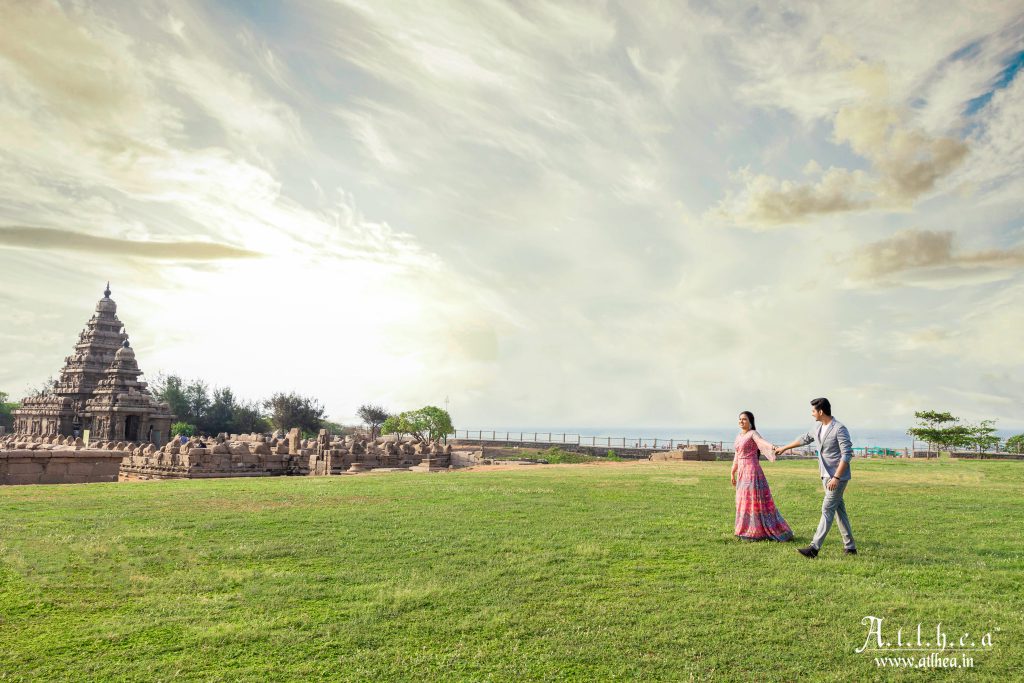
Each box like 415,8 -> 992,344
1,459 -> 1021,681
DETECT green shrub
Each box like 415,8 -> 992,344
0,391 -> 18,431
606,450 -> 623,461
171,422 -> 196,437
540,447 -> 599,464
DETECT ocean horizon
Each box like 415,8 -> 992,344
456,426 -> 1023,450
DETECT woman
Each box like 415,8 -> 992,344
731,411 -> 793,542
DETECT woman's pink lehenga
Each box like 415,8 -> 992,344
733,430 -> 793,542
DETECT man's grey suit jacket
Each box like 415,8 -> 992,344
796,419 -> 853,481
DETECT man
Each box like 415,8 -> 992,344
775,397 -> 857,558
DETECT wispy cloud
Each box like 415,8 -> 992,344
715,62 -> 969,226
844,228 -> 1024,286
0,226 -> 261,260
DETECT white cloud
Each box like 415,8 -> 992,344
0,1 -> 513,422
2,1 -> 1023,431
715,62 -> 970,226
162,51 -> 305,148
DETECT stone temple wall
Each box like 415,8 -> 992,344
1,448 -> 125,485
117,430 -> 455,480
1,430 -> 458,485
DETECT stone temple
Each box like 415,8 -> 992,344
3,284 -> 464,485
11,284 -> 173,444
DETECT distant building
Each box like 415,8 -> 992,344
12,284 -> 173,443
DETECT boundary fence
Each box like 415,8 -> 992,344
451,430 -> 727,452
448,431 -> 968,458
451,431 -> 1024,459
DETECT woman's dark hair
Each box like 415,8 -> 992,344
810,397 -> 832,416
739,411 -> 756,430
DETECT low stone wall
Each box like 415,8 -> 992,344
650,445 -> 717,461
948,451 -> 1024,460
1,449 -> 125,485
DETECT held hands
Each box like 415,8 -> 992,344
773,446 -> 786,457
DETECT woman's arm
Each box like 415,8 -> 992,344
751,430 -> 777,461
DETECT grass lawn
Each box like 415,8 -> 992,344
1,458 -> 1021,681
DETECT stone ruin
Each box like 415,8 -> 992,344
2,428 -> 456,484
116,427 -> 454,480
2,283 -> 458,484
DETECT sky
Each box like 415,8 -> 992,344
0,1 -> 1022,431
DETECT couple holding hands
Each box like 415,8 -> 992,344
731,397 -> 857,558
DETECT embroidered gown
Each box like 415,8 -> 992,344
733,430 -> 793,541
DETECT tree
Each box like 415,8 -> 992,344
380,406 -> 454,443
264,392 -> 325,434
380,413 -> 416,441
152,375 -> 211,431
321,420 -> 359,437
204,386 -> 235,434
1006,434 -> 1024,454
28,376 -> 56,397
183,379 -> 211,428
357,404 -> 390,440
152,373 -> 189,423
944,425 -> 974,451
0,391 -> 18,430
416,405 -> 454,442
908,411 -> 1003,453
231,400 -> 269,434
171,422 -> 195,437
154,374 -> 269,435
907,411 -> 971,452
966,419 -> 1000,453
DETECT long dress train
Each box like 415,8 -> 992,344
733,430 -> 793,541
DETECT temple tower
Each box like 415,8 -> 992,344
12,285 -> 173,443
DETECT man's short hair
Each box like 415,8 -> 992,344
810,397 -> 832,416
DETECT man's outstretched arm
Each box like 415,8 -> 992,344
776,431 -> 814,455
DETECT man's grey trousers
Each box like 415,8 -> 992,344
811,477 -> 856,551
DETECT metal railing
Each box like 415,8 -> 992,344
452,432 -> 934,456
451,430 -> 726,451
854,446 -> 910,457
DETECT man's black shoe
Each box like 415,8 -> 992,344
798,545 -> 818,558
844,548 -> 858,555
